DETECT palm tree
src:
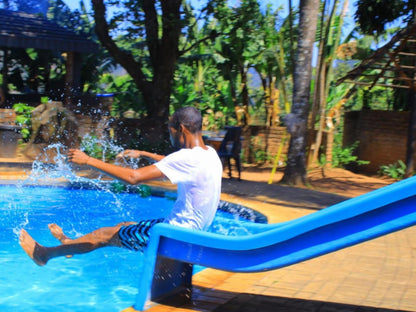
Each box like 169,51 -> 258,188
308,0 -> 350,166
281,0 -> 320,186
252,5 -> 294,126
210,0 -> 272,124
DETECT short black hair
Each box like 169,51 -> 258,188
169,106 -> 202,133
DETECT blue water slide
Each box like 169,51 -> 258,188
132,176 -> 416,311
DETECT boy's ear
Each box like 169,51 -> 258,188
179,124 -> 186,133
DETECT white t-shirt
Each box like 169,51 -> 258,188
155,146 -> 222,230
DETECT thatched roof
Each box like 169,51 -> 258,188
337,23 -> 416,90
0,9 -> 98,53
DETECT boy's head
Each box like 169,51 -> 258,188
168,106 -> 202,134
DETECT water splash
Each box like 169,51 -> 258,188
28,143 -> 79,183
33,137 -> 153,198
12,212 -> 28,237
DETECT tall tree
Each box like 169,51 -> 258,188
355,0 -> 413,36
210,0 -> 269,124
281,0 -> 320,185
252,4 -> 294,126
170,2 -> 233,129
91,0 -> 182,138
309,0 -> 349,166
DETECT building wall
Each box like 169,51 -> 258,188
343,110 -> 409,174
242,126 -> 335,165
0,109 -> 17,125
241,126 -> 293,165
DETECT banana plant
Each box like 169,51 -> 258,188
308,0 -> 350,167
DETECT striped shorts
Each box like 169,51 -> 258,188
118,218 -> 164,251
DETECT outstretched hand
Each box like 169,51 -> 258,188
116,149 -> 142,159
67,149 -> 91,165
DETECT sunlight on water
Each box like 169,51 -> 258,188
1,185 -> 172,312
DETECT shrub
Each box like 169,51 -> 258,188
379,160 -> 407,180
331,140 -> 369,169
12,102 -> 34,141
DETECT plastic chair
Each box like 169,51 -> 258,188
217,126 -> 242,180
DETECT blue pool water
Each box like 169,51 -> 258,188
0,184 -> 258,312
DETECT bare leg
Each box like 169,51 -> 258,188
48,224 -> 70,243
48,222 -> 136,257
48,224 -> 73,258
19,230 -> 49,266
48,222 -> 135,244
19,224 -> 125,266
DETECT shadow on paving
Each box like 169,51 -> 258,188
212,293 -> 412,312
169,287 -> 412,312
221,178 -> 350,211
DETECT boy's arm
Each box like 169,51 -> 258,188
116,149 -> 165,162
68,149 -> 164,185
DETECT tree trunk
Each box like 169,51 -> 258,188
309,62 -> 327,166
288,0 -> 295,80
310,0 -> 346,167
309,0 -> 327,132
281,0 -> 320,186
240,65 -> 251,125
64,52 -> 82,108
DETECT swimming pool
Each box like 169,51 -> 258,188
1,183 -> 262,312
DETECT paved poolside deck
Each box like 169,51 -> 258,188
1,159 -> 416,312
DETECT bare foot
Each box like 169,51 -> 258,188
48,224 -> 73,258
48,224 -> 70,243
19,229 -> 48,266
